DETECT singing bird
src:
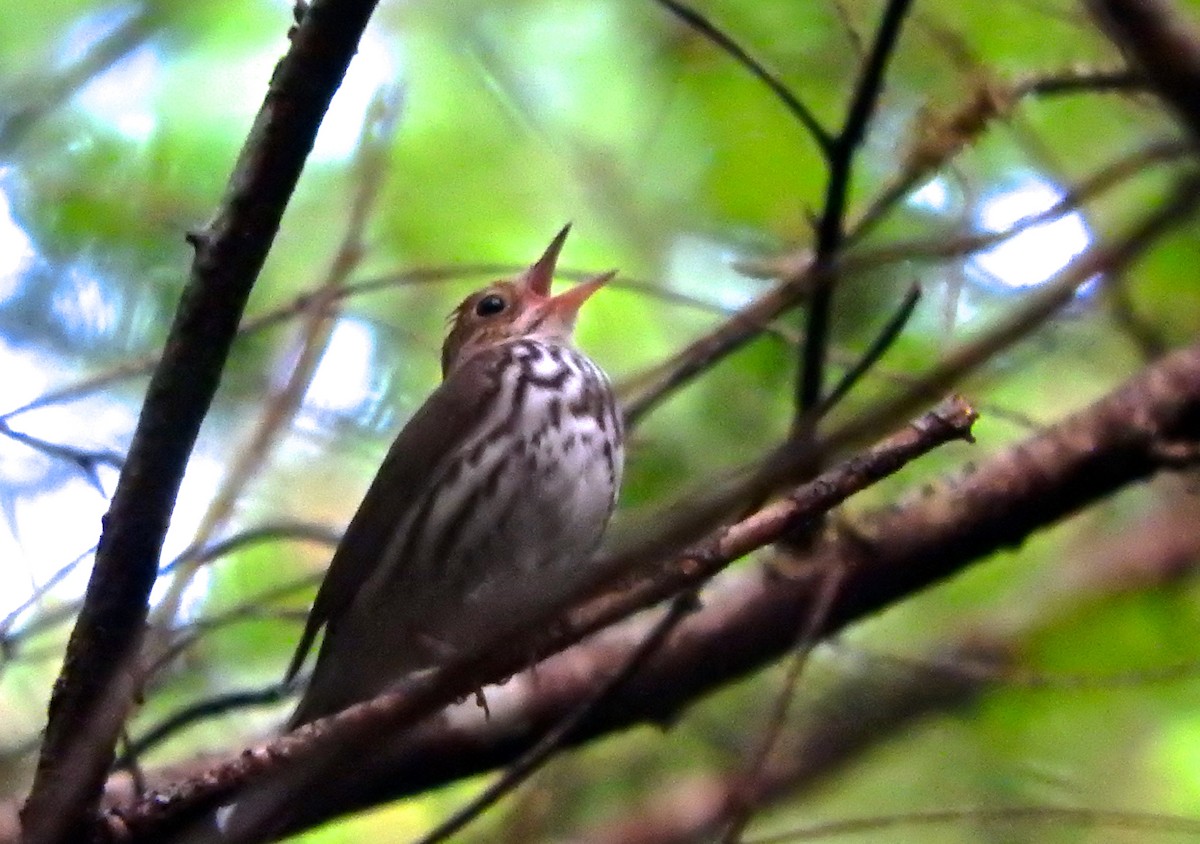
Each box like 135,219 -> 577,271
285,226 -> 624,728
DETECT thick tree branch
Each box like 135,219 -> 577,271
103,398 -> 975,842
111,336 -> 1200,839
19,2 -> 382,841
1086,0 -> 1200,143
576,491 -> 1200,844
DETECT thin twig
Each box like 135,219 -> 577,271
137,575 -> 319,685
0,419 -> 123,491
410,595 -> 696,844
718,565 -> 846,843
813,284 -> 921,422
651,0 -> 832,154
0,546 -> 96,649
1012,68 -> 1145,98
116,682 -> 296,770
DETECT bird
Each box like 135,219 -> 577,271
284,225 -> 624,729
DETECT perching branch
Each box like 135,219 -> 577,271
110,332 -> 1200,839
102,397 -> 975,843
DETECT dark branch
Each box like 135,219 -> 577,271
20,1 -> 384,841
104,398 -> 974,843
813,283 -> 921,421
651,0 -> 832,153
112,333 -> 1200,836
1086,0 -> 1200,143
798,0 -> 914,419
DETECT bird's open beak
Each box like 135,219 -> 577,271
523,224 -> 614,322
524,224 -> 572,296
547,270 -> 615,320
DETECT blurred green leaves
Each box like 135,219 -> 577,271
4,1 -> 1200,841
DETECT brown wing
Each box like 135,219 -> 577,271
283,347 -> 505,683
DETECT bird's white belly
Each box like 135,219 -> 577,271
361,339 -> 622,665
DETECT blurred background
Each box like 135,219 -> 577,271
2,0 -> 1200,841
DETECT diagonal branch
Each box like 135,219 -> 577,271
651,0 -> 832,153
1086,0 -> 1200,143
19,2 -> 384,841
104,397 -> 974,843
111,333 -> 1200,838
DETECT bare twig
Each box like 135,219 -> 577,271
651,0 -> 831,153
1011,67 -> 1145,98
409,596 -> 695,844
0,546 -> 96,651
0,419 -> 123,491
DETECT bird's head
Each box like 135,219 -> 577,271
441,225 -> 614,378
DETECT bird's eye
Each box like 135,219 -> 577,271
475,294 -> 507,317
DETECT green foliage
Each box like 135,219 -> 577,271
3,0 -> 1200,841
